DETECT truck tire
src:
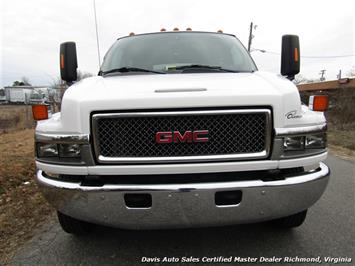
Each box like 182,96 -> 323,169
57,211 -> 92,235
273,210 -> 308,228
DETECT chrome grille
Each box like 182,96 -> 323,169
92,109 -> 272,163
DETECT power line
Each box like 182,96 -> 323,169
253,48 -> 355,58
300,54 -> 355,58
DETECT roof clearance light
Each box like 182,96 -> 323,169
173,27 -> 179,31
160,28 -> 166,32
309,95 -> 329,112
32,104 -> 49,121
186,27 -> 192,31
129,32 -> 135,36
217,29 -> 223,33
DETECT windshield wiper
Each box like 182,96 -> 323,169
170,64 -> 242,73
101,67 -> 165,75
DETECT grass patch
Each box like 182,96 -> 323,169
0,129 -> 53,265
328,129 -> 355,151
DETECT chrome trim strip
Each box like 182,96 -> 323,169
98,151 -> 268,163
155,88 -> 207,93
36,162 -> 329,192
35,133 -> 90,144
92,109 -> 270,118
275,123 -> 327,136
92,109 -> 272,164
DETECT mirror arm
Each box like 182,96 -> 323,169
287,75 -> 295,81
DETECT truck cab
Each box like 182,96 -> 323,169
34,30 -> 330,235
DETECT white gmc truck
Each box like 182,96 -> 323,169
34,30 -> 330,235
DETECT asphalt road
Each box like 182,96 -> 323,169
11,155 -> 354,265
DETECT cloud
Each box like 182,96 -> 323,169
1,0 -> 354,86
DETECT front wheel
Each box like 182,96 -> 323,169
272,210 -> 308,228
57,211 -> 92,235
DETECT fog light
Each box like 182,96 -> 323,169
37,143 -> 58,157
283,136 -> 305,151
305,133 -> 326,149
59,144 -> 81,158
44,172 -> 60,179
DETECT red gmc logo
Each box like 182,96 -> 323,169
155,130 -> 209,144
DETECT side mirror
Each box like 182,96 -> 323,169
281,35 -> 300,80
60,42 -> 78,82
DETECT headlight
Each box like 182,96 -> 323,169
283,136 -> 305,151
35,133 -> 88,163
36,143 -> 81,158
37,143 -> 58,157
58,144 -> 81,158
305,133 -> 326,149
284,133 -> 327,151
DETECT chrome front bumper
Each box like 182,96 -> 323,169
36,163 -> 330,229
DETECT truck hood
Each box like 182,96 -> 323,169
52,71 -> 321,133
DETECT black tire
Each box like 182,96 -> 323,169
57,211 -> 92,235
273,210 -> 308,228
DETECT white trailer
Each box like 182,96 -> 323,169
4,86 -> 48,104
7,87 -> 26,103
0,88 -> 6,103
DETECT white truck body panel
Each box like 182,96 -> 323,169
36,71 -> 325,135
36,152 -> 327,175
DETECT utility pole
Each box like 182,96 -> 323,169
319,69 -> 326,81
247,22 -> 253,52
337,69 -> 342,80
93,0 -> 101,68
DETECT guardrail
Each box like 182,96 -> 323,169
297,78 -> 355,91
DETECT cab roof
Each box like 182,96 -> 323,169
117,31 -> 236,40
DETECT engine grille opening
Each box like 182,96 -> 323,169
92,109 -> 271,163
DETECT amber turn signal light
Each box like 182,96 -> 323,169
294,47 -> 299,62
60,54 -> 65,69
309,95 -> 329,112
32,104 -> 49,121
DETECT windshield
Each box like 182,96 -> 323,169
100,32 -> 257,74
